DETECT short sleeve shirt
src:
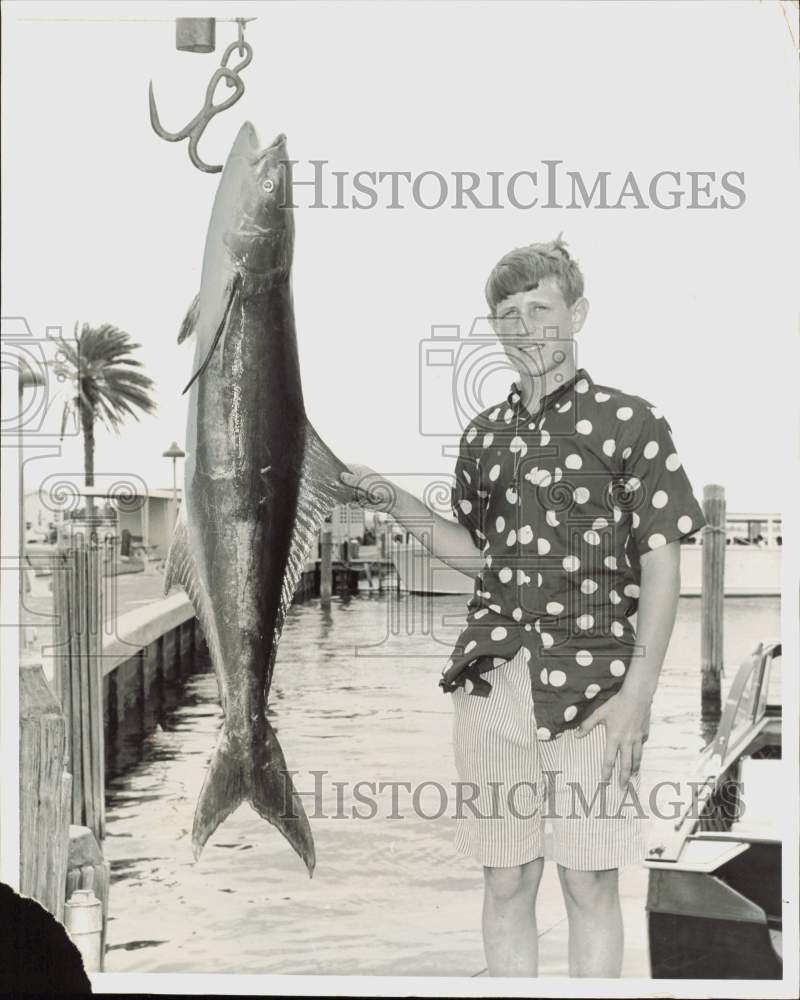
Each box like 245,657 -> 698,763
440,367 -> 707,740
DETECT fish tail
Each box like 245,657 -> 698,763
191,723 -> 316,877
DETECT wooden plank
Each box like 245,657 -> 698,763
54,529 -> 105,840
114,655 -> 144,773
56,772 -> 71,923
701,484 -> 726,722
320,524 -> 333,609
54,549 -> 70,746
78,537 -> 95,833
19,663 -> 71,920
161,628 -> 175,681
88,538 -> 105,838
67,544 -> 83,826
55,547 -> 78,824
48,551 -> 62,705
104,669 -> 118,780
142,643 -> 159,730
98,540 -> 106,836
174,620 -> 184,681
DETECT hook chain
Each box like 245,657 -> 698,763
149,18 -> 255,174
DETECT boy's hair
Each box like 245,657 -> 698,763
485,235 -> 585,314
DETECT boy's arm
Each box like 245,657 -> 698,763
340,466 -> 484,576
577,541 -> 681,788
391,487 -> 485,576
622,540 -> 681,704
579,399 -> 705,787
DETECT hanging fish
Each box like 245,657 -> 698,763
164,123 -> 356,874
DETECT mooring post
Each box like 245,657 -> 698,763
320,523 -> 333,610
701,483 -> 726,723
54,524 -> 105,840
19,662 -> 72,922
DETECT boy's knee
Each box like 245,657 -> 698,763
484,858 -> 543,903
558,866 -> 619,909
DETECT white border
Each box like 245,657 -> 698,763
2,0 -> 799,995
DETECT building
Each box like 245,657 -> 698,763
24,484 -> 181,560
328,503 -> 365,545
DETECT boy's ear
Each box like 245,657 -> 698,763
571,297 -> 589,334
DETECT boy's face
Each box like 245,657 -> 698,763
490,276 -> 588,380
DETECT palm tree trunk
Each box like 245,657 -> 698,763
81,401 -> 96,520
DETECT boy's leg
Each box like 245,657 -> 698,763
557,865 -> 623,977
483,857 -> 545,977
539,720 -> 646,978
450,648 -> 547,976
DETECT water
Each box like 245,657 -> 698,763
102,593 -> 781,976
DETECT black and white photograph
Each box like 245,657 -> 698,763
1,1 -> 798,995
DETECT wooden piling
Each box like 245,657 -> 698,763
19,662 -> 72,922
701,484 -> 726,722
320,524 -> 333,609
54,527 -> 105,840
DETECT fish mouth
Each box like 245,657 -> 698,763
248,125 -> 287,164
230,123 -> 287,164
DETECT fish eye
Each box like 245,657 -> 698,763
262,178 -> 275,193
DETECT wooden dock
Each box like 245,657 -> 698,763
16,536 -> 395,946
18,532 -> 201,970
16,485 -> 736,975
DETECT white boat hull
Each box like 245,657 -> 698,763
678,545 -> 780,597
389,543 -> 781,597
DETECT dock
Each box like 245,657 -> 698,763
17,532 -> 396,948
14,483 -> 773,977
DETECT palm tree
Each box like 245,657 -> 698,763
53,323 -> 157,519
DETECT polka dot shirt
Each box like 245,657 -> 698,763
439,367 -> 706,740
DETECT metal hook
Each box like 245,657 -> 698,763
222,35 -> 253,89
149,23 -> 255,173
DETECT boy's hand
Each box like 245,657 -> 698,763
575,687 -> 652,789
340,464 -> 393,511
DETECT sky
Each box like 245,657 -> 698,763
2,0 -> 798,515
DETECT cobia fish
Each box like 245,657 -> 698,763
164,123 -> 355,874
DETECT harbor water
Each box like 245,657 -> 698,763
102,591 -> 781,976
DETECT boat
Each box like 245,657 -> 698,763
388,513 -> 782,597
644,640 -> 783,979
387,537 -> 473,596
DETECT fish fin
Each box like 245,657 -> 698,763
163,502 -> 223,678
273,421 -> 358,643
163,502 -> 198,599
178,293 -> 200,343
181,272 -> 241,395
162,502 -> 187,598
192,725 -> 316,877
303,419 -> 355,505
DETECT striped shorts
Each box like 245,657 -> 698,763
450,647 -> 647,870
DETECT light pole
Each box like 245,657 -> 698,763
162,441 -> 185,528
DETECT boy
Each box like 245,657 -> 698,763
341,237 -> 706,977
